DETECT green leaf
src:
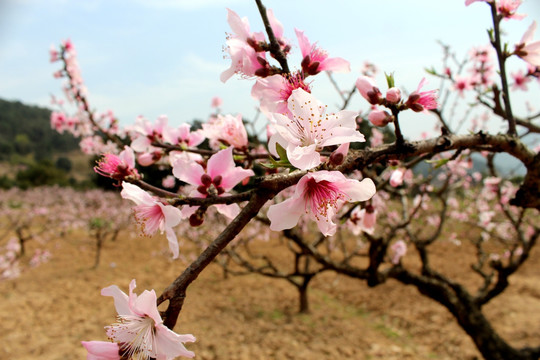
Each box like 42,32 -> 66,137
275,142 -> 288,161
425,158 -> 449,169
385,72 -> 395,88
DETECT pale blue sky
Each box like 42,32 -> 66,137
0,0 -> 539,139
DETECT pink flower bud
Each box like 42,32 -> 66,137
137,152 -> 155,166
389,169 -> 404,187
385,87 -> 401,103
356,76 -> 381,105
368,109 -> 392,127
329,142 -> 350,166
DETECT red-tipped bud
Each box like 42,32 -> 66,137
212,175 -> 222,186
256,56 -> 268,67
247,37 -> 264,52
254,67 -> 270,77
301,55 -> 311,71
216,186 -> 225,195
306,61 -> 320,76
197,185 -> 208,195
200,174 -> 212,186
189,213 -> 204,227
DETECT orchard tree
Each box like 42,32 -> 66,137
49,0 -> 539,359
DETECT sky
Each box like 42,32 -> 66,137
0,0 -> 539,140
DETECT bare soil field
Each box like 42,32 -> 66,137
1,228 -> 538,360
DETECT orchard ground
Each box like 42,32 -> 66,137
0,224 -> 539,360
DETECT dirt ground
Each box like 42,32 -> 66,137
0,228 -> 538,360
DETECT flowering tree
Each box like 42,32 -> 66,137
49,0 -> 539,359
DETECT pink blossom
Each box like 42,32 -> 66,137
370,128 -> 384,147
220,8 -> 287,82
131,115 -> 169,153
515,21 -> 540,67
202,114 -> 248,150
497,0 -> 525,20
164,123 -> 205,149
268,88 -> 365,170
172,146 -> 254,219
347,205 -> 377,235
102,279 -> 196,359
49,45 -> 59,63
162,175 -> 176,189
94,146 -> 139,181
390,240 -> 407,265
251,72 -> 311,117
267,171 -> 376,236
211,96 -> 223,108
464,0 -> 491,6
295,28 -> 350,75
406,78 -> 438,112
121,182 -> 183,258
81,341 -> 120,360
389,169 -> 404,187
453,76 -> 473,96
511,70 -> 531,90
355,76 -> 382,105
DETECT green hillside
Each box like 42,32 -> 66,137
0,98 -> 94,188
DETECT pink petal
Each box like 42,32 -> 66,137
172,158 -> 205,186
132,289 -> 162,324
101,285 -> 131,316
294,28 -> 311,58
165,227 -> 180,259
312,206 -> 338,237
268,195 -> 305,232
215,203 -> 241,219
81,341 -> 120,360
119,146 -> 136,168
121,182 -> 155,206
266,9 -> 284,39
521,21 -> 537,44
207,147 -> 235,179
287,143 -> 321,170
159,203 -> 183,228
208,147 -> 254,190
320,57 -> 350,73
340,178 -> 377,202
154,324 -> 196,359
226,8 -> 250,40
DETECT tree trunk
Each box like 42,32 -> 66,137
393,269 -> 540,360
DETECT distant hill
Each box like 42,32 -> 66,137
0,98 -> 96,189
0,98 -> 80,161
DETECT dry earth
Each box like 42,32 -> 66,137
0,227 -> 539,360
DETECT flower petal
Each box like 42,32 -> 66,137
340,178 -> 377,202
268,195 -> 305,232
121,182 -> 155,206
154,324 -> 196,359
172,158 -> 205,186
101,285 -> 131,316
287,143 -> 321,170
81,341 -> 120,360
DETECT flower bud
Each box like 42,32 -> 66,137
137,153 -> 155,167
189,213 -> 204,227
385,87 -> 401,103
356,76 -> 381,104
368,109 -> 392,127
329,142 -> 349,166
